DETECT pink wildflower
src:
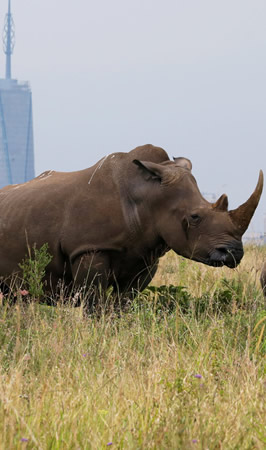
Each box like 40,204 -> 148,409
20,290 -> 29,296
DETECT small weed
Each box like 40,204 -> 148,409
19,243 -> 53,299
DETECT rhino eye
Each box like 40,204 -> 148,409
190,214 -> 201,224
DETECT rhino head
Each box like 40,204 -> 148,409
133,157 -> 263,268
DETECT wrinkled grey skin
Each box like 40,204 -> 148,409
260,263 -> 266,296
0,144 -> 263,302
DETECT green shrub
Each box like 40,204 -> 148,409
145,284 -> 191,313
133,276 -> 263,319
19,243 -> 53,299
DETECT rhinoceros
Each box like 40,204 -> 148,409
260,263 -> 266,296
0,144 -> 263,302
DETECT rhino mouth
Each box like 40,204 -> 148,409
206,258 -> 238,269
208,245 -> 244,268
193,245 -> 244,269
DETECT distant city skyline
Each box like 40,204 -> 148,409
0,1 -> 265,233
0,0 -> 35,186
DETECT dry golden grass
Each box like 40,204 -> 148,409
0,246 -> 265,449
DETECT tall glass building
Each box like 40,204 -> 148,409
0,1 -> 35,188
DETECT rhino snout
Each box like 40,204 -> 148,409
209,242 -> 244,268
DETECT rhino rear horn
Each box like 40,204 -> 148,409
229,170 -> 264,235
212,194 -> 228,211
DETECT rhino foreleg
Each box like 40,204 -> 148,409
70,252 -> 159,310
71,252 -> 111,289
70,252 -> 112,309
113,259 -> 159,304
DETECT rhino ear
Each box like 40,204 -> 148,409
212,194 -> 228,211
173,157 -> 192,171
133,159 -> 164,181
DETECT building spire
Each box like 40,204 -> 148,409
3,0 -> 15,79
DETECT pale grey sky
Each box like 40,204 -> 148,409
1,0 -> 265,232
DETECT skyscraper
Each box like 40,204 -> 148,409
0,0 -> 35,188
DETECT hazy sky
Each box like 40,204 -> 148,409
0,0 -> 265,232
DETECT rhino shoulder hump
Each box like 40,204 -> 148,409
128,144 -> 170,164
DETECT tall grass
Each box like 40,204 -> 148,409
0,246 -> 265,449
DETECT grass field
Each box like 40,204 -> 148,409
0,246 -> 265,449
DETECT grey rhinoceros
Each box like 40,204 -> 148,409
260,263 -> 266,296
0,144 -> 263,303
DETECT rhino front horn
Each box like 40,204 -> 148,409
229,170 -> 264,235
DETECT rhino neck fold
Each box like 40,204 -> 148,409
117,176 -> 164,253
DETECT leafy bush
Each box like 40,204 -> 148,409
133,276 -> 262,318
19,243 -> 53,299
143,284 -> 191,314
